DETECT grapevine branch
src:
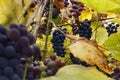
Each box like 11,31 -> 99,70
57,17 -> 116,27
22,62 -> 29,80
51,21 -> 87,41
43,0 -> 53,60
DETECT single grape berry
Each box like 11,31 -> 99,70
0,25 -> 7,35
3,66 -> 14,77
5,45 -> 16,58
7,28 -> 20,41
0,57 -> 8,68
18,36 -> 30,47
50,54 -> 57,61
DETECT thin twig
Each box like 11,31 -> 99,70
57,17 -> 116,27
33,0 -> 48,38
43,0 -> 53,60
22,62 -> 29,80
16,0 -> 34,23
26,3 -> 41,27
51,21 -> 87,41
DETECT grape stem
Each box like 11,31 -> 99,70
43,0 -> 53,60
22,62 -> 29,80
51,21 -> 87,41
57,17 -> 116,27
17,0 -> 34,23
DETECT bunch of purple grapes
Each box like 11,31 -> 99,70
0,23 -> 42,80
67,0 -> 86,35
78,21 -> 92,39
104,22 -> 119,36
51,28 -> 67,57
40,54 -> 65,77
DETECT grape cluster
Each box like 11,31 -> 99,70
104,22 -> 119,36
40,54 -> 65,77
68,0 -> 85,23
0,23 -> 42,80
51,29 -> 67,57
112,67 -> 120,80
68,1 -> 85,35
0,25 -> 21,80
78,21 -> 92,39
70,53 -> 90,67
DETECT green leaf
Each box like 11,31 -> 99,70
40,65 -> 113,80
104,33 -> 120,61
79,0 -> 120,13
91,23 -> 108,45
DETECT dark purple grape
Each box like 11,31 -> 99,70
27,33 -> 35,45
33,45 -> 41,60
7,28 -> 20,41
5,46 -> 16,58
0,25 -> 7,35
8,59 -> 19,68
19,27 -> 28,36
33,66 -> 40,75
10,23 -> 19,29
50,54 -> 57,61
0,34 -> 7,43
0,43 -> 4,56
0,76 -> 9,80
27,66 -> 34,73
114,68 -> 120,74
18,36 -> 30,47
46,69 -> 54,76
16,67 -> 24,78
10,74 -> 21,80
0,57 -> 8,68
3,66 -> 14,77
72,4 -> 78,9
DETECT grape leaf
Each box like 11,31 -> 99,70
69,38 -> 113,74
104,33 -> 120,61
91,24 -> 108,45
79,0 -> 120,13
40,65 -> 113,80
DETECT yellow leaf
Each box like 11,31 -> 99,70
69,39 -> 113,74
0,0 -> 23,25
79,11 -> 93,21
